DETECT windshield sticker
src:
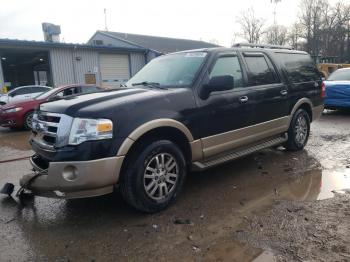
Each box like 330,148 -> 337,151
184,52 -> 207,58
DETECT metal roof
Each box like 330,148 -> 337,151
97,31 -> 221,54
0,38 -> 147,53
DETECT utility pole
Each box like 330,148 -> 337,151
271,0 -> 281,25
104,8 -> 108,31
347,19 -> 350,63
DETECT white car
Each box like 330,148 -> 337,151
0,85 -> 52,105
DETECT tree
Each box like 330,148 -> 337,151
265,24 -> 288,45
237,7 -> 266,44
298,0 -> 350,62
288,23 -> 303,50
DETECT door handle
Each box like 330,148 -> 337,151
280,90 -> 288,96
239,96 -> 249,103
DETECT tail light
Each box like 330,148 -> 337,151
321,82 -> 326,98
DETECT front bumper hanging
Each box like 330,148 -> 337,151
19,154 -> 124,199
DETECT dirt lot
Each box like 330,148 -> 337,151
0,110 -> 349,261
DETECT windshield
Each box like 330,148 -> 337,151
328,69 -> 350,81
126,52 -> 207,87
35,88 -> 57,100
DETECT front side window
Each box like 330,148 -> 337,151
244,55 -> 278,86
126,52 -> 207,87
209,56 -> 244,89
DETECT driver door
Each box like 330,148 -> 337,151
196,53 -> 257,158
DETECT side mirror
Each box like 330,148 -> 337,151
200,75 -> 234,99
9,92 -> 16,97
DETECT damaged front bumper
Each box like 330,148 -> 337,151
20,154 -> 124,199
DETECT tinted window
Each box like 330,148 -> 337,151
276,53 -> 319,83
13,87 -> 32,95
81,86 -> 101,93
244,55 -> 278,86
327,69 -> 350,81
32,86 -> 50,93
209,56 -> 244,89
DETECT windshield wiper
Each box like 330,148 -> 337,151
131,81 -> 167,89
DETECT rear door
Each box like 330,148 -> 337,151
242,52 -> 289,125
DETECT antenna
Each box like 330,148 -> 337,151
104,8 -> 108,31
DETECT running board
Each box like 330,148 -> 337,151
192,134 -> 288,170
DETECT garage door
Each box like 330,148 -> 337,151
99,54 -> 130,88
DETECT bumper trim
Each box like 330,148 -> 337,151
312,105 -> 324,120
21,156 -> 124,199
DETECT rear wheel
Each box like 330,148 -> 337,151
120,139 -> 187,213
284,108 -> 310,151
23,111 -> 34,130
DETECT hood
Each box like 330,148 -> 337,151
324,80 -> 350,86
0,98 -> 39,110
39,87 -> 164,116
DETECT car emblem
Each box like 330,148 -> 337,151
33,121 -> 47,132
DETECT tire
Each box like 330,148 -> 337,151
23,111 -> 34,130
284,108 -> 310,151
120,139 -> 187,213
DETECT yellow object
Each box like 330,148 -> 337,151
317,63 -> 350,79
2,86 -> 8,93
97,122 -> 113,133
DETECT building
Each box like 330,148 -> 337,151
0,29 -> 219,90
88,30 -> 220,62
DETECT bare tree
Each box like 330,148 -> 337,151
288,23 -> 303,50
298,0 -> 350,62
237,7 -> 266,44
265,24 -> 288,45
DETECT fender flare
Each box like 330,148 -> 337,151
117,119 -> 194,156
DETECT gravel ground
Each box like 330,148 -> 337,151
235,191 -> 350,261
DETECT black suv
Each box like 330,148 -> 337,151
21,45 -> 324,212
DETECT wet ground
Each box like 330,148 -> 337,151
0,110 -> 349,261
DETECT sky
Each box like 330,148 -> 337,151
0,0 -> 347,47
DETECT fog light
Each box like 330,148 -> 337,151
62,165 -> 78,181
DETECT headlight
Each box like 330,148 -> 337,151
68,118 -> 113,145
5,107 -> 23,113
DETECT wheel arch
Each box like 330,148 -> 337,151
289,98 -> 313,123
117,119 -> 202,166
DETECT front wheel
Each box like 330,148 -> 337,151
23,111 -> 34,130
120,140 -> 187,213
284,108 -> 310,151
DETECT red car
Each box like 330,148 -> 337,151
0,84 -> 104,130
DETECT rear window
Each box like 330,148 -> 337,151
276,53 -> 319,83
327,69 -> 350,81
81,86 -> 101,93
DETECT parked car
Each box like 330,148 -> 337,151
20,45 -> 324,213
0,85 -> 52,105
324,68 -> 350,110
0,84 -> 104,130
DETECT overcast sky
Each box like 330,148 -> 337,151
0,0 -> 346,47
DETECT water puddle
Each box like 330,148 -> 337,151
317,168 -> 350,200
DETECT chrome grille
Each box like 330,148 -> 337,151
31,111 -> 73,150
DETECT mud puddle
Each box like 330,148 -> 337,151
0,128 -> 32,161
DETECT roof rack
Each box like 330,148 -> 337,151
232,43 -> 293,50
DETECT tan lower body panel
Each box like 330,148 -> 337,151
201,116 -> 290,158
21,156 -> 124,199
